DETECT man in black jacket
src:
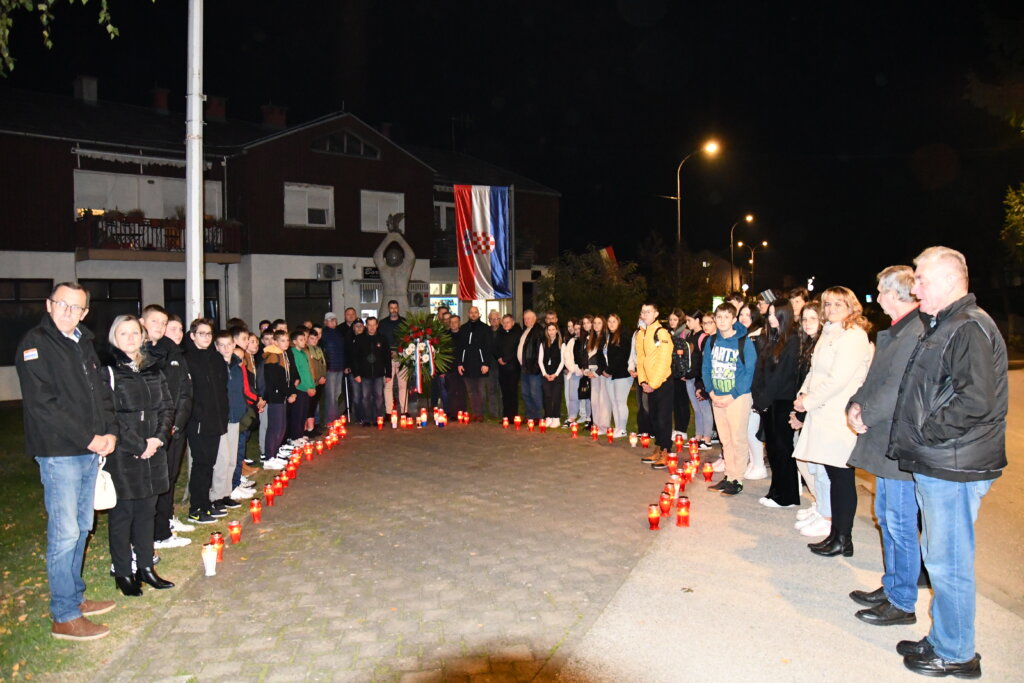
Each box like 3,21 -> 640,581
16,282 -> 118,641
377,300 -> 407,415
517,310 -> 545,421
141,305 -> 194,547
494,314 -> 523,420
888,247 -> 1007,679
352,317 -> 391,425
457,306 -> 493,421
845,267 -> 924,627
183,318 -> 228,524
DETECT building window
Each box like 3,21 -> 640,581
311,130 -> 381,160
73,170 -> 222,219
284,280 -> 333,326
284,183 -> 334,228
163,279 -> 220,327
360,190 -> 405,233
79,279 -> 142,341
0,279 -> 53,367
433,202 -> 456,232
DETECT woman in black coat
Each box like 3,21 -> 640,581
751,299 -> 802,508
105,315 -> 175,596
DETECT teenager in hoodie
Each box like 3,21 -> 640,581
183,318 -> 228,524
701,303 -> 758,496
258,330 -> 296,462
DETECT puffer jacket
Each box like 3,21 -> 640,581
636,321 -> 673,390
106,348 -> 173,500
145,336 -> 192,435
889,294 -> 1007,482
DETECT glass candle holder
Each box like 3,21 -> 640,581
249,499 -> 262,523
648,504 -> 661,531
228,520 -> 242,544
264,484 -> 275,506
629,432 -> 638,448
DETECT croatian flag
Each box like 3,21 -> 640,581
455,185 -> 511,300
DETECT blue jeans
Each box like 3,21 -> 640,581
325,370 -> 344,423
875,476 -> 921,613
361,377 -> 385,422
914,473 -> 993,662
686,379 -> 713,438
36,454 -> 98,623
521,373 -> 543,420
608,377 -> 633,432
807,462 -> 831,517
564,373 -> 581,421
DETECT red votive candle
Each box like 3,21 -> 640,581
591,425 -> 599,441
702,462 -> 714,482
607,428 -> 614,444
210,532 -> 225,562
228,520 -> 242,544
503,417 -> 509,429
272,478 -> 284,497
659,492 -> 672,517
527,419 -> 535,432
250,499 -> 262,522
641,434 -> 651,449
513,415 -> 521,430
263,484 -> 275,506
648,504 -> 661,531
570,423 -> 579,439
539,420 -> 547,433
377,416 -> 384,430
676,506 -> 690,527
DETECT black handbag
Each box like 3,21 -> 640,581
578,376 -> 591,400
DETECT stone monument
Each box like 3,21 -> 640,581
373,213 -> 415,317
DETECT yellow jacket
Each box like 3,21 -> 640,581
636,321 -> 673,390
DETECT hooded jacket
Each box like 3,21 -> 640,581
259,344 -> 294,404
183,337 -> 228,437
636,320 -> 673,390
106,347 -> 173,499
16,314 -> 118,458
889,294 -> 1007,482
700,322 -> 757,398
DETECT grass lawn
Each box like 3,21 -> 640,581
0,402 -> 271,680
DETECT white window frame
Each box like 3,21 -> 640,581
284,182 -> 335,228
73,170 -> 222,219
360,190 -> 405,233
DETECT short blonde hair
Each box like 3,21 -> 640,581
914,246 -> 969,286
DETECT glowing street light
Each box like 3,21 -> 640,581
675,139 -> 721,283
729,213 -> 755,291
737,239 -> 769,291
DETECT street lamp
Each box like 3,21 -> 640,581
729,214 -> 754,291
736,239 -> 768,291
675,139 -> 720,284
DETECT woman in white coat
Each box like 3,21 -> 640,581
792,286 -> 873,557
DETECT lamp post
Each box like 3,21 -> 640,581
675,140 -> 720,284
736,239 -> 768,291
729,214 -> 754,291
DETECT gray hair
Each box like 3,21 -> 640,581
876,265 -> 916,302
914,246 -> 969,285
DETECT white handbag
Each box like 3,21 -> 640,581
94,456 -> 117,510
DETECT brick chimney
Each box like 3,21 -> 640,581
73,75 -> 98,105
206,95 -> 227,122
151,87 -> 170,115
260,103 -> 288,129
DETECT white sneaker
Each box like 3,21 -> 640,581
745,465 -> 768,480
799,517 -> 832,537
759,497 -> 796,509
240,475 -> 256,486
712,458 -> 726,472
795,511 -> 821,529
699,442 -> 712,451
230,485 -> 255,500
795,504 -> 818,521
614,429 -> 628,438
263,457 -> 287,470
169,517 -> 195,533
154,534 -> 192,549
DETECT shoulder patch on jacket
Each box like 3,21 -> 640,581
22,348 -> 39,361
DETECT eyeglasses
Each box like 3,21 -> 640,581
194,331 -> 213,337
49,299 -> 87,315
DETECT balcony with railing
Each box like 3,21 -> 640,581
74,215 -> 243,263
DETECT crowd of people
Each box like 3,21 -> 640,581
17,245 -> 1008,679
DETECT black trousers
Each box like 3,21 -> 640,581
671,377 -> 690,434
288,391 -> 310,439
464,376 -> 486,417
108,494 -> 157,577
498,366 -> 521,419
825,464 -> 857,536
635,383 -> 651,435
154,432 -> 187,541
187,431 -> 220,513
541,375 -> 564,418
446,372 -> 466,414
763,401 -> 801,506
648,381 -> 673,451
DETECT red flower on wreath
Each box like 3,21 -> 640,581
403,335 -> 411,343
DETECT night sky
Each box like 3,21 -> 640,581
4,0 -> 1023,300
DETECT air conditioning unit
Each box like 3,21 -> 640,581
316,263 -> 344,281
408,280 -> 429,309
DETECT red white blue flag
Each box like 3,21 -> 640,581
455,185 -> 511,300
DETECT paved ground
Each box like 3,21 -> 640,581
97,424 -> 668,682
86,378 -> 1024,682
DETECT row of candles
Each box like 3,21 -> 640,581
201,415 -> 353,575
647,443 -> 713,530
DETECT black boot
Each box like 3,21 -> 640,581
114,575 -> 143,596
807,531 -> 837,553
136,566 -> 175,589
810,533 -> 853,557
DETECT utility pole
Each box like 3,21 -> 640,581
185,0 -> 205,324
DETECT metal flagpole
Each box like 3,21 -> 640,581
508,184 -> 516,318
185,0 -> 205,324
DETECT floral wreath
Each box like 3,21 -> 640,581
394,311 -> 453,394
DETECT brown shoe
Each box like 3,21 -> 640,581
650,452 -> 669,469
51,616 -> 109,641
80,599 -> 116,617
241,463 -> 260,477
